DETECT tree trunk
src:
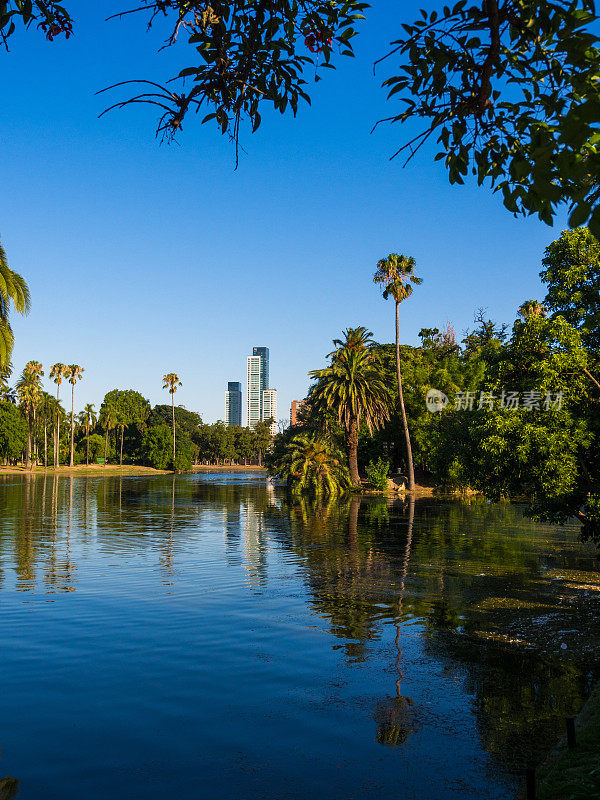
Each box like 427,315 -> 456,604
55,384 -> 61,468
26,413 -> 32,470
396,300 -> 415,492
104,426 -> 109,468
347,416 -> 360,486
171,394 -> 176,464
70,384 -> 75,467
120,426 -> 124,466
44,421 -> 48,470
86,426 -> 90,466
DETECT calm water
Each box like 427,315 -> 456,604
0,473 -> 598,800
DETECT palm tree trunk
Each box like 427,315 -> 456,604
86,426 -> 90,466
26,412 -> 32,469
120,426 -> 124,466
55,385 -> 60,468
70,384 -> 75,467
104,426 -> 109,468
396,300 -> 415,492
347,416 -> 360,486
44,420 -> 47,470
171,394 -> 176,464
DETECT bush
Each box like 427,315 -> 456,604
365,457 -> 390,491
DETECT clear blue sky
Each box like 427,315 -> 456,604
0,1 -> 568,423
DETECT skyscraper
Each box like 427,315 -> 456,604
225,381 -> 242,426
262,389 -> 278,436
247,346 -> 269,428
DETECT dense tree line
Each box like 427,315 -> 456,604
0,374 -> 275,471
269,227 -> 600,543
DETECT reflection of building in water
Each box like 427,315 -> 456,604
221,503 -> 242,567
242,499 -> 268,588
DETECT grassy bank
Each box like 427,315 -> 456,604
534,682 -> 600,799
192,465 -> 267,472
0,464 -> 172,476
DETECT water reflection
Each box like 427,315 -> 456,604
0,473 -> 598,798
0,776 -> 19,800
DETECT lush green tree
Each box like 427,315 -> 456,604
235,426 -> 255,465
0,239 -> 30,371
541,227 -> 600,350
309,330 -> 391,485
0,400 -> 27,463
99,394 -> 118,467
173,430 -> 194,472
85,432 -> 106,463
272,432 -> 351,495
112,389 -> 151,464
252,419 -> 272,468
65,363 -> 83,467
141,423 -> 173,470
162,373 -> 181,464
373,254 -> 422,491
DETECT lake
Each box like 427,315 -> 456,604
0,472 -> 598,799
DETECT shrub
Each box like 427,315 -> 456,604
365,457 -> 390,491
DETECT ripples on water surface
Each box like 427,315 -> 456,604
0,472 -> 598,799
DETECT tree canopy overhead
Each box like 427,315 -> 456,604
3,1 -> 600,232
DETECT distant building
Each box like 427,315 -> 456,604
262,389 -> 278,436
225,381 -> 242,427
247,346 -> 269,428
290,399 -> 306,426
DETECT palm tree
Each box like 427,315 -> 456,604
49,363 -> 68,467
373,254 -> 422,492
16,361 -> 44,469
0,239 -> 30,371
80,403 -> 97,465
309,331 -> 391,486
39,392 -> 57,469
278,433 -> 351,496
518,299 -> 546,319
65,364 -> 84,467
162,373 -> 182,464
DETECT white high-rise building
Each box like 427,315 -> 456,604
262,389 -> 278,435
247,346 -> 269,428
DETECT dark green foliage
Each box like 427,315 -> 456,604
0,400 -> 27,460
141,424 -> 173,470
149,405 -> 202,437
365,458 -> 390,491
173,430 -> 194,472
271,432 -> 351,495
382,0 -> 600,233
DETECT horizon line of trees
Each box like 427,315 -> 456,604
0,368 -> 277,472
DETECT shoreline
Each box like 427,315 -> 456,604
0,464 -> 172,477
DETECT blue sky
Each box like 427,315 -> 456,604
1,1 -> 568,423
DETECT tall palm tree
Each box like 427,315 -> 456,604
65,364 -> 84,467
309,332 -> 391,486
80,403 -> 97,466
373,254 -> 422,492
16,361 -> 44,469
49,363 -> 68,468
162,373 -> 182,463
39,392 -> 57,469
0,239 -> 30,371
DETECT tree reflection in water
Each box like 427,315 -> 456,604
0,777 -> 19,800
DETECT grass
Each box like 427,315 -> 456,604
536,682 -> 600,800
0,464 -> 172,476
